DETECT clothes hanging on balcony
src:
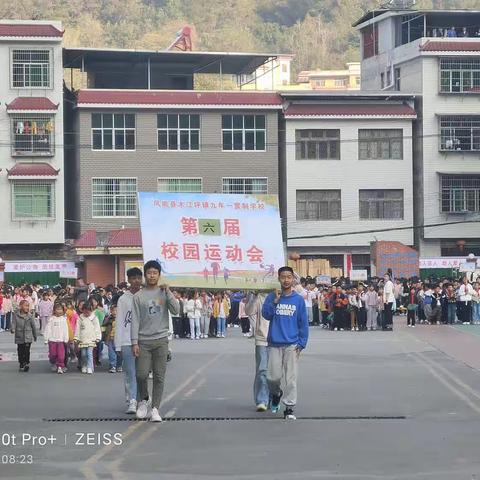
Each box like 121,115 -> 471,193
15,122 -> 24,134
31,121 -> 38,135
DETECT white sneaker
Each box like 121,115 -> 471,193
191,335 -> 195,340
136,400 -> 150,419
148,371 -> 153,379
355,327 -> 359,331
334,327 -> 338,331
87,368 -> 93,374
412,325 -> 415,328
221,334 -> 225,338
195,335 -> 200,340
57,366 -> 64,374
81,366 -> 87,374
150,407 -> 162,422
351,328 -> 355,331
126,399 -> 137,414
51,365 -> 57,372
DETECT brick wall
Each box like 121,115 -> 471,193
371,241 -> 419,278
84,256 -> 115,286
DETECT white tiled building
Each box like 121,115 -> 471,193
0,20 -> 64,249
355,8 -> 480,257
282,93 -> 416,272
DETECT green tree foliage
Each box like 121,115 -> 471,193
3,0 -> 480,76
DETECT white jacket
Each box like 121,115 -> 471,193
44,315 -> 69,343
383,280 -> 395,304
185,299 -> 202,319
459,283 -> 474,302
74,313 -> 101,348
114,291 -> 134,350
245,293 -> 269,347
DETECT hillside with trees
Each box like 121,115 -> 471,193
1,0 -> 479,75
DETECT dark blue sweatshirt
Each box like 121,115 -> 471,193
262,291 -> 309,350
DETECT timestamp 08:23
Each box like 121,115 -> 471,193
2,454 -> 33,464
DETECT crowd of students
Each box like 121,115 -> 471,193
299,275 -> 480,330
2,268 -> 478,420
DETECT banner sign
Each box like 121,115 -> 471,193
5,261 -> 75,273
60,267 -> 78,279
138,193 -> 285,289
316,275 -> 331,285
419,257 -> 479,269
350,269 -> 368,281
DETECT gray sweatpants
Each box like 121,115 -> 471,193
267,345 -> 298,407
366,306 -> 377,329
136,338 -> 169,409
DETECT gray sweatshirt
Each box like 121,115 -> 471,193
131,287 -> 180,345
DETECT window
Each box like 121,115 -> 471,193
157,178 -> 202,193
359,190 -> 404,220
356,76 -> 361,86
11,116 -> 54,156
440,116 -> 480,151
12,181 -> 54,219
386,68 -> 392,87
92,114 -> 135,151
440,58 -> 480,93
281,63 -> 288,73
358,129 -> 403,160
11,49 -> 51,88
335,78 -> 346,87
362,24 -> 378,59
441,175 -> 480,213
315,79 -> 326,88
394,67 -> 401,90
381,72 -> 385,89
296,190 -> 341,220
222,178 -> 268,194
295,129 -> 340,160
92,178 -> 137,217
222,115 -> 266,151
157,114 -> 200,151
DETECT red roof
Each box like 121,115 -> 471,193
7,97 -> 59,111
77,90 -> 283,107
421,41 -> 480,52
284,103 -> 416,118
75,229 -> 142,249
0,24 -> 63,38
108,229 -> 142,248
7,163 -> 58,177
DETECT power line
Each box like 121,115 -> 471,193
287,218 -> 480,240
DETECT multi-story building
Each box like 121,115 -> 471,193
295,63 -> 361,91
237,55 -> 294,90
64,48 -> 283,285
355,8 -> 480,257
0,20 -> 65,260
282,92 -> 416,274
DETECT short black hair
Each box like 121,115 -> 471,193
126,267 -> 143,279
82,300 -> 93,311
278,266 -> 294,276
144,260 -> 162,276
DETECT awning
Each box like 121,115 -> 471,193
7,163 -> 59,179
284,103 -> 416,119
75,229 -> 142,249
7,97 -> 59,113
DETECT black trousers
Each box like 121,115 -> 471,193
358,308 -> 367,330
17,343 -> 31,367
407,309 -> 416,326
240,317 -> 250,333
172,317 -> 182,336
209,316 -> 217,337
383,303 -> 393,329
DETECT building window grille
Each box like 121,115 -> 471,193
296,190 -> 341,220
157,114 -> 200,151
12,49 -> 51,88
11,115 -> 54,156
12,181 -> 54,219
157,178 -> 202,193
295,129 -> 340,160
441,175 -> 480,213
222,178 -> 268,194
92,178 -> 137,217
359,189 -> 404,219
440,116 -> 480,151
440,58 -> 480,93
92,114 -> 135,151
358,129 -> 403,160
222,115 -> 266,151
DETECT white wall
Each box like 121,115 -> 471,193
286,117 -> 414,251
420,56 -> 480,241
0,24 -> 64,244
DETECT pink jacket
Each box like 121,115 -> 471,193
38,298 -> 54,318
